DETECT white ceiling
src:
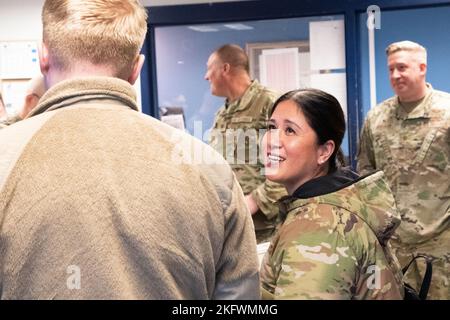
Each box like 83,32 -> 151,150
141,0 -> 248,6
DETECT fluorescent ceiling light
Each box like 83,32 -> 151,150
188,26 -> 219,32
223,23 -> 254,30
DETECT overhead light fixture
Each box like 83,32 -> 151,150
188,26 -> 219,32
223,23 -> 254,30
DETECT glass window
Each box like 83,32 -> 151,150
154,14 -> 350,156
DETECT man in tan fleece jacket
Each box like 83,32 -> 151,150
0,0 -> 260,299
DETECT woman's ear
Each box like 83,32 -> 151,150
317,140 -> 335,165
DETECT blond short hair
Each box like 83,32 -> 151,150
385,41 -> 427,64
42,0 -> 148,77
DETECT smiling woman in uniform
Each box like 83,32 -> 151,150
260,88 -> 404,300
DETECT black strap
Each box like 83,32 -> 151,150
402,255 -> 433,300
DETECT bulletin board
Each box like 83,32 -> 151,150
0,41 -> 40,79
0,41 -> 40,114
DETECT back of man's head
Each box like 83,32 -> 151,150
385,40 -> 427,64
214,44 -> 249,74
42,0 -> 147,77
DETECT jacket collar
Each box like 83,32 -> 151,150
395,83 -> 433,120
292,167 -> 360,199
279,170 -> 401,245
279,167 -> 360,221
225,79 -> 260,112
28,76 -> 138,117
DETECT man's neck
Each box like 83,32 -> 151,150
46,63 -> 120,88
399,86 -> 430,113
226,75 -> 252,103
399,83 -> 428,103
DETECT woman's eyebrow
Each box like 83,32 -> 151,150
284,119 -> 302,129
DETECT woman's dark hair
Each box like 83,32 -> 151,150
270,88 -> 346,173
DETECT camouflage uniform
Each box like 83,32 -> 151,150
209,80 -> 288,243
357,87 -> 450,299
260,171 -> 404,300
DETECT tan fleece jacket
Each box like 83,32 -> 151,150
0,77 -> 260,299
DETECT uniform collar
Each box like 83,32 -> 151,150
278,167 -> 360,222
28,76 -> 138,117
224,79 -> 260,113
395,83 -> 433,120
278,171 -> 401,244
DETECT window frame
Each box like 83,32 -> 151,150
142,0 -> 450,168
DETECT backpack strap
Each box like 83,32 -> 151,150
402,255 -> 433,300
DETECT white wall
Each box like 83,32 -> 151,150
0,0 -> 43,41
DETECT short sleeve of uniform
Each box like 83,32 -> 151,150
251,180 -> 287,219
357,113 -> 377,176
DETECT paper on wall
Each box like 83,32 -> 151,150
310,72 -> 347,120
309,20 -> 346,70
259,47 -> 299,93
0,41 -> 40,79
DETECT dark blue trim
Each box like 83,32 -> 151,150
344,9 -> 360,168
147,0 -> 450,25
144,0 -> 450,166
140,35 -> 151,116
148,0 -> 343,25
141,27 -> 159,118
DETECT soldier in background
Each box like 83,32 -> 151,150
260,88 -> 403,299
0,74 -> 46,127
0,91 -> 6,128
205,44 -> 288,243
357,40 -> 450,299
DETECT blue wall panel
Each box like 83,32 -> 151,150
359,5 -> 450,119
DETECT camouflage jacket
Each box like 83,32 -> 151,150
260,170 -> 404,299
357,87 -> 450,245
209,80 -> 288,232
